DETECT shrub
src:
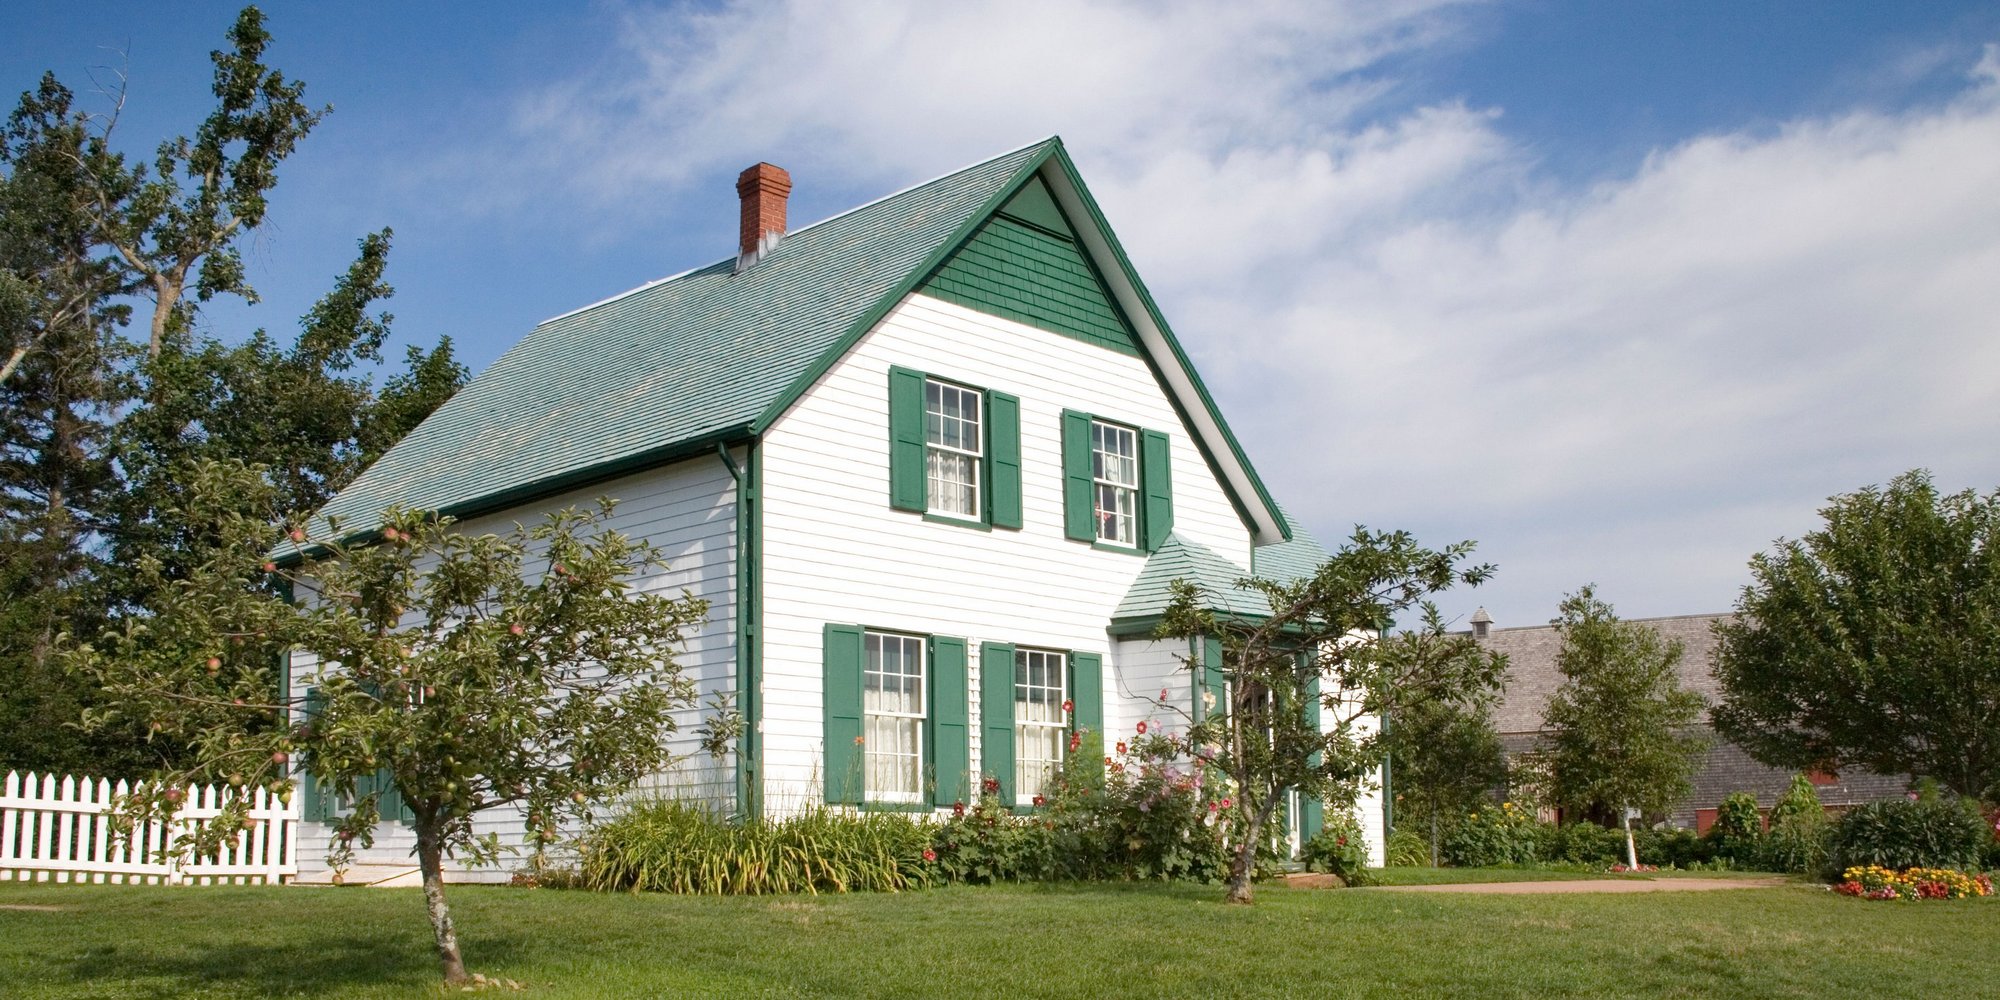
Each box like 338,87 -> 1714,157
1831,795 -> 1989,873
1299,811 -> 1373,885
931,726 -> 1233,885
1442,803 -> 1541,866
1542,822 -> 1625,865
579,799 -> 929,895
1707,791 -> 1765,866
1832,864 -> 1993,901
1636,827 -> 1717,869
1765,775 -> 1831,874
1384,827 -> 1429,867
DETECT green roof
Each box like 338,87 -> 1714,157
1249,507 -> 1329,583
1112,533 -> 1271,629
303,137 -> 1295,547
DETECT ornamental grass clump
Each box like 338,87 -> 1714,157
1765,775 -> 1831,874
1832,865 -> 1993,901
580,799 -> 928,895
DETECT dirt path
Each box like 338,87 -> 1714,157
1373,877 -> 1790,894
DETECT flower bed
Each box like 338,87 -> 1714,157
1832,865 -> 1993,901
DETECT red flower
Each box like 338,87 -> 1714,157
1062,699 -> 1074,714
1115,741 -> 1128,755
1220,798 -> 1232,809
981,776 -> 1001,795
922,848 -> 937,862
1068,732 -> 1082,752
952,801 -> 965,817
1136,721 -> 1148,734
1032,795 -> 1046,807
1208,801 -> 1218,812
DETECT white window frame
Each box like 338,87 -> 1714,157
1091,420 -> 1139,545
924,378 -> 982,520
863,631 -> 926,804
1014,647 -> 1067,805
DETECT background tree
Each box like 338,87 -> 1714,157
1713,470 -> 2000,802
1160,529 -> 1507,904
1526,586 -> 1709,868
73,466 -> 711,986
1380,683 -> 1508,866
0,8 -> 465,776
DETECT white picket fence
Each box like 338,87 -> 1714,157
0,771 -> 299,885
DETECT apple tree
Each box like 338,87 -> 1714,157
74,459 -> 712,985
1159,528 -> 1507,904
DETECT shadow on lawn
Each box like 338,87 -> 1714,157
51,925 -> 539,995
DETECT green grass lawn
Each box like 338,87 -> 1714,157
1364,866 -> 1793,886
2,878 -> 1990,998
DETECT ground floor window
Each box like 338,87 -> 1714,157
1015,648 -> 1067,803
864,631 -> 926,802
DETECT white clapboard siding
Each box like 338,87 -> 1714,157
288,450 -> 741,880
758,292 -> 1257,807
0,771 -> 298,885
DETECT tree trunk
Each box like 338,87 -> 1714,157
1224,789 -> 1281,905
1622,810 -> 1638,869
1429,810 -> 1440,868
415,823 -> 468,984
147,272 -> 180,359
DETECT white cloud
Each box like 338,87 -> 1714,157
505,2 -> 2000,626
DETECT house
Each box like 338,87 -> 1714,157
1467,609 -> 1907,830
286,138 -> 1377,881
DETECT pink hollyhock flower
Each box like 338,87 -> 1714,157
1137,721 -> 1148,734
1062,699 -> 1074,714
923,848 -> 937,862
1115,741 -> 1128,755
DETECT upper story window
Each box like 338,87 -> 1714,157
888,367 -> 1021,530
1091,420 -> 1139,546
863,631 -> 927,803
925,379 -> 982,519
1014,648 -> 1067,804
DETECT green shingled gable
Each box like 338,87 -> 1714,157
918,177 -> 1141,357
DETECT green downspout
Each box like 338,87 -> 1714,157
718,442 -> 763,819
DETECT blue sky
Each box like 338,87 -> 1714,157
8,1 -> 2000,629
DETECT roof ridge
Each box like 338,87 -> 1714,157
536,136 -> 1062,329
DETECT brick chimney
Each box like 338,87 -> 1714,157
735,162 -> 792,266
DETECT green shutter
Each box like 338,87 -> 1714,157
1140,429 -> 1173,552
888,367 -> 927,512
930,635 -> 970,806
822,624 -> 866,805
987,391 -> 1022,529
1060,409 -> 1094,541
1200,636 -> 1225,723
1300,670 -> 1325,841
1069,651 -> 1104,782
979,642 -> 1017,803
301,689 -> 328,821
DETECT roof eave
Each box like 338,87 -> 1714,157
1036,148 -> 1292,545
